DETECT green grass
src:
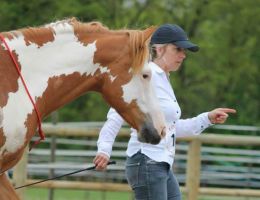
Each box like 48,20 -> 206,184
25,188 -> 132,200
199,196 -> 260,200
25,189 -> 260,200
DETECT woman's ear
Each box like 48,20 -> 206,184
156,46 -> 165,59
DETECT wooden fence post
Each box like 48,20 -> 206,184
13,145 -> 29,200
49,111 -> 58,200
186,138 -> 201,200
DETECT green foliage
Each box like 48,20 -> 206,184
58,92 -> 109,121
1,0 -> 259,125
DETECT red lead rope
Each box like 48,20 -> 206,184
0,34 -> 45,150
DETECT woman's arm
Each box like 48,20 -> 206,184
175,108 -> 236,138
93,108 -> 124,170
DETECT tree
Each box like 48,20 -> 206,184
1,0 -> 259,125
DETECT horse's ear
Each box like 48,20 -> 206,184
143,26 -> 157,43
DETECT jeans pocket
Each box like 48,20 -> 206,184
125,161 -> 140,188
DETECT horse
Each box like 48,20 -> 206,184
0,18 -> 166,200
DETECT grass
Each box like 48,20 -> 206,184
25,188 -> 132,200
25,189 -> 260,200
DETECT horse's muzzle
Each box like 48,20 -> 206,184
138,121 -> 162,145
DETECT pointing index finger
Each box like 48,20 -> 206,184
220,108 -> 237,114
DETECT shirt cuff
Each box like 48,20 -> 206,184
97,150 -> 111,158
97,142 -> 112,158
199,112 -> 214,129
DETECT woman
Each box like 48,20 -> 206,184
93,24 -> 236,200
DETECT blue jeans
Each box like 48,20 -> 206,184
125,151 -> 182,200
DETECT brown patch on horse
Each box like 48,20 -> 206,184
31,72 -> 99,121
0,35 -> 20,107
21,26 -> 55,47
1,145 -> 25,174
0,173 -> 20,200
0,129 -> 6,148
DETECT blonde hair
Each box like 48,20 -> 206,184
149,43 -> 168,61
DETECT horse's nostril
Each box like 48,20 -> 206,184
139,122 -> 161,145
150,134 -> 161,145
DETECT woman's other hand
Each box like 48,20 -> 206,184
208,108 -> 236,124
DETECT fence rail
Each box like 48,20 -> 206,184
12,122 -> 260,200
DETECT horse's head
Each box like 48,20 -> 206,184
74,21 -> 165,144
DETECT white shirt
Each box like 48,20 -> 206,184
97,62 -> 212,166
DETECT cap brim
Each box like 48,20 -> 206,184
173,40 -> 199,52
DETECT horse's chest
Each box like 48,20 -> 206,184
0,95 -> 32,153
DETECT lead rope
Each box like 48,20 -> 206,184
15,161 -> 116,189
0,34 -> 45,150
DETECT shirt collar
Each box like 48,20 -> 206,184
150,62 -> 165,74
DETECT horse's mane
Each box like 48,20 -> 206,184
70,18 -> 148,73
69,18 -> 110,33
128,30 -> 149,74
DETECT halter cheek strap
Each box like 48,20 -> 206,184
0,34 -> 45,150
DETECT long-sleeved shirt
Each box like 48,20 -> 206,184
97,62 -> 212,166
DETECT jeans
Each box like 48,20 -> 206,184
125,151 -> 181,200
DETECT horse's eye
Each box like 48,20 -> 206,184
143,74 -> 149,79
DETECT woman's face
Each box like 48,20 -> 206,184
157,44 -> 186,72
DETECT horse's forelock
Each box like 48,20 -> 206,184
128,30 -> 149,74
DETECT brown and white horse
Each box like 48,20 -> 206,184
0,18 -> 165,199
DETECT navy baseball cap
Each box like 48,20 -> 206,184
150,24 -> 199,52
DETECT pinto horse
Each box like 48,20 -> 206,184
0,18 -> 165,199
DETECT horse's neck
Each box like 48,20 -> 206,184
7,26 -> 101,117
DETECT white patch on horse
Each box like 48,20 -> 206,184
0,108 -> 3,127
99,67 -> 116,82
1,22 -> 113,153
121,62 -> 154,114
100,66 -> 109,74
109,75 -> 116,82
122,76 -> 150,114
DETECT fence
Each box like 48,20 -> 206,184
12,122 -> 260,200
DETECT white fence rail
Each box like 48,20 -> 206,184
12,122 -> 260,200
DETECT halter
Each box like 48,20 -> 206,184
0,34 -> 45,150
